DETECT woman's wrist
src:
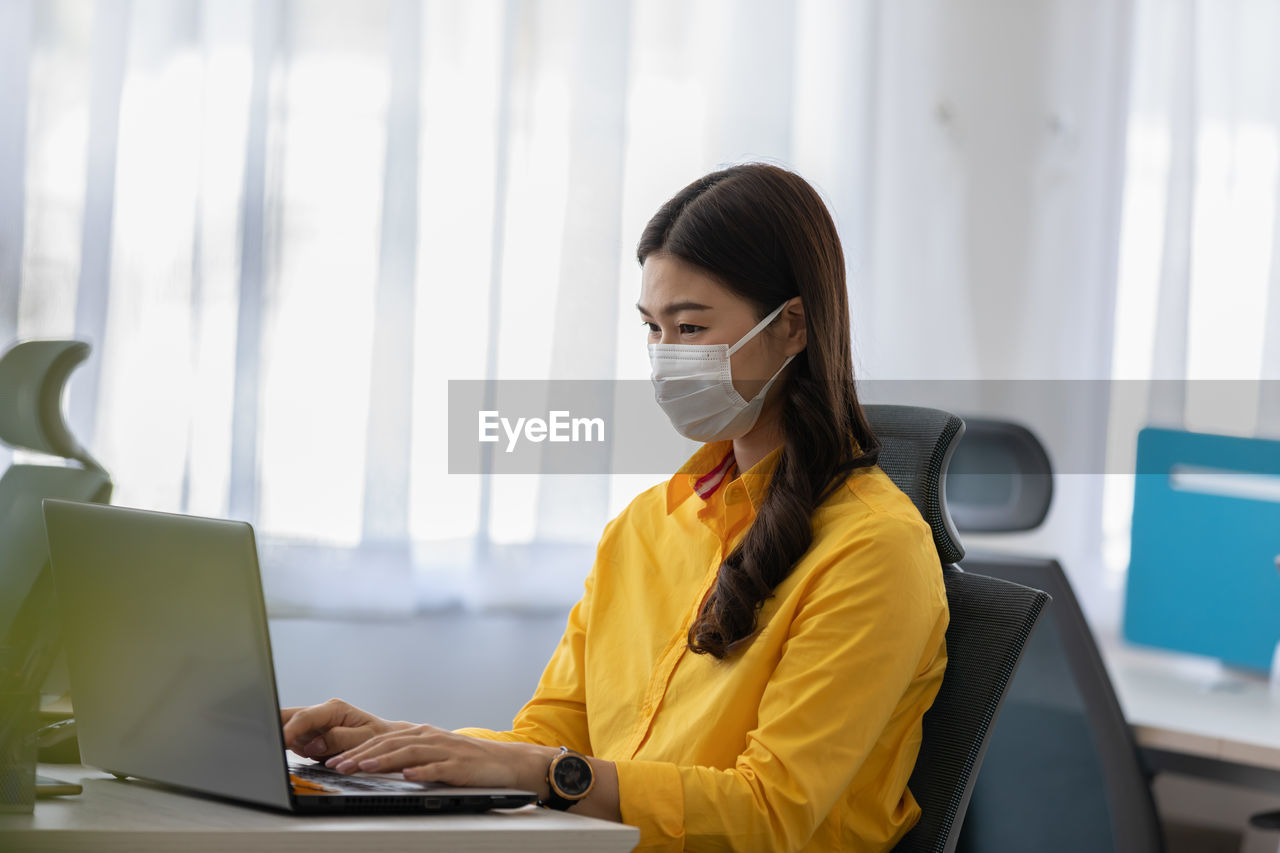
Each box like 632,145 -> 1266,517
517,743 -> 560,801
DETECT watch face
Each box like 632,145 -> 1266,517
552,754 -> 593,798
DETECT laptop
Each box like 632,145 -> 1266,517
41,498 -> 537,814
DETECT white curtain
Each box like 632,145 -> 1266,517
1100,0 -> 1280,628
11,0 -> 1264,623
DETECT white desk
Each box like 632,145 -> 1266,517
1101,640 -> 1280,790
0,764 -> 639,853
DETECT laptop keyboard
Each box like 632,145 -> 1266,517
290,761 -> 428,794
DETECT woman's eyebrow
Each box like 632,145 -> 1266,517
635,301 -> 713,318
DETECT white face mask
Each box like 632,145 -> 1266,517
648,301 -> 796,443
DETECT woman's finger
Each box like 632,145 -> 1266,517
327,730 -> 441,771
281,699 -> 377,757
356,743 -> 450,774
323,731 -> 399,767
281,700 -> 348,747
304,725 -> 377,758
282,719 -> 331,755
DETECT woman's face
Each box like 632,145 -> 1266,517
638,253 -> 799,405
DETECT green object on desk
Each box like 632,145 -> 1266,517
35,773 -> 82,797
0,688 -> 37,814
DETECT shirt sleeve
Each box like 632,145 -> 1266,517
614,513 -> 949,852
453,520 -> 616,753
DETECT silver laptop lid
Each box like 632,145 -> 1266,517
43,499 -> 293,810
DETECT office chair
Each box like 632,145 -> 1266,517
862,405 -> 1051,853
0,340 -> 112,701
946,418 -> 1164,853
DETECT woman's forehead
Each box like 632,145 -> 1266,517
639,255 -> 734,312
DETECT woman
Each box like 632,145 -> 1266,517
281,163 -> 949,851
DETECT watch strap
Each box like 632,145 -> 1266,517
540,786 -> 577,810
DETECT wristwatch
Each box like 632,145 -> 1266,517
540,746 -> 594,810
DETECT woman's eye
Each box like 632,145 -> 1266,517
640,321 -> 704,335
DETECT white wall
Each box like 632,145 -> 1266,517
269,611 -> 569,732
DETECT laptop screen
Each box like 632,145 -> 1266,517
43,500 -> 294,810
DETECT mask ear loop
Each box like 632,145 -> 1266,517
726,301 -> 792,357
726,301 -> 797,408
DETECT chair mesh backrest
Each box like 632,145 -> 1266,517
863,403 -> 1052,853
895,569 -> 1050,853
863,404 -> 966,565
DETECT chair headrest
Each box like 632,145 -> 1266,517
0,339 -> 104,471
945,417 -> 1053,533
863,404 -> 966,565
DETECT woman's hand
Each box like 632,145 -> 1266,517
323,723 -> 558,796
280,698 -> 412,761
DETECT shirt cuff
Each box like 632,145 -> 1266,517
615,759 -> 685,850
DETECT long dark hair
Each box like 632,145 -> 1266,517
638,163 -> 881,659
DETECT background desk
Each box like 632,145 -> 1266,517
1102,640 -> 1280,793
0,764 -> 639,853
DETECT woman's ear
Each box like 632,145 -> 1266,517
782,297 -> 806,356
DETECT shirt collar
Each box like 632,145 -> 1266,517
664,441 -> 785,515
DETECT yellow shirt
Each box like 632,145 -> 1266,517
456,440 -> 949,851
